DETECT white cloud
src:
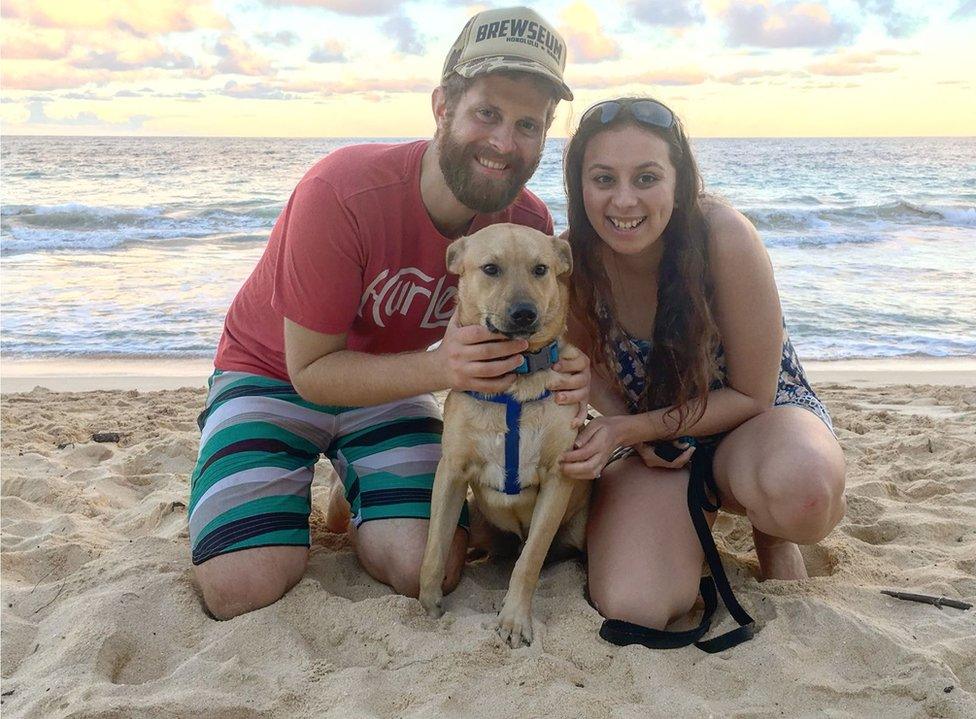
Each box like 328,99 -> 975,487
719,1 -> 856,48
560,2 -> 621,63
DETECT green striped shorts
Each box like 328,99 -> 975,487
188,370 -> 467,566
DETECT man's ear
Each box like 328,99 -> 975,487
553,237 -> 573,276
446,237 -> 467,274
432,86 -> 447,136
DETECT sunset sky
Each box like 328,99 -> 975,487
2,0 -> 974,138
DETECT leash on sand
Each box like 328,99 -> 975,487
593,432 -> 756,653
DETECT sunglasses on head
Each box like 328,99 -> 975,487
579,99 -> 675,131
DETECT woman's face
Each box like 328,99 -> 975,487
581,123 -> 676,258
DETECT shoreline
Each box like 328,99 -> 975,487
2,356 -> 975,393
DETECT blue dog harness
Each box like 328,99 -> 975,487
464,341 -> 559,496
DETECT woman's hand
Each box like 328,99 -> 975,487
548,345 -> 591,429
559,415 -> 634,480
632,439 -> 696,470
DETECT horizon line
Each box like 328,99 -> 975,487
4,133 -> 975,141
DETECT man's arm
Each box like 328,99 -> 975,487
284,315 -> 530,407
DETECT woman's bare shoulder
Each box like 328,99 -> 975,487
701,197 -> 764,261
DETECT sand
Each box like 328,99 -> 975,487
1,365 -> 974,718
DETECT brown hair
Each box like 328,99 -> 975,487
564,98 -> 719,434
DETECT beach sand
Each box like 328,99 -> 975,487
1,362 -> 974,718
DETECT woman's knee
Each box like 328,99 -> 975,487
757,440 -> 846,543
589,574 -> 700,630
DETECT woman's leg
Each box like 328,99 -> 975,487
586,457 -> 705,629
712,406 -> 846,579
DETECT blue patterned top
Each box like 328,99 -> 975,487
598,305 -> 833,434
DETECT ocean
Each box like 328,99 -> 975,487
2,135 -> 974,361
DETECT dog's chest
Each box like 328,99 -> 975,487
472,415 -> 547,493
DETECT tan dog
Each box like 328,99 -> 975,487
419,223 -> 589,648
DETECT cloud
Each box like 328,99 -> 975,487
381,13 -> 425,55
571,68 -> 707,90
309,40 -> 348,63
807,51 -> 896,76
62,92 -> 109,100
217,76 -> 430,100
2,67 -> 106,91
953,0 -> 976,18
874,47 -> 919,56
221,80 -> 294,100
329,77 -> 430,93
560,2 -> 621,63
713,68 -> 796,84
854,0 -> 924,38
75,46 -> 197,72
24,100 -> 150,130
629,0 -> 705,27
214,34 -> 273,76
260,0 -> 403,16
255,30 -> 300,46
3,0 -> 228,35
719,1 -> 856,48
1,28 -> 70,59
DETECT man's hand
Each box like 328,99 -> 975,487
435,312 -> 528,394
559,414 -> 634,480
548,346 -> 591,428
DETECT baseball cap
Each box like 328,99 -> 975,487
442,6 -> 573,101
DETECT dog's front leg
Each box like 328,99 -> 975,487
497,472 -> 574,648
418,457 -> 467,618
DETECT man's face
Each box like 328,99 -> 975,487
437,74 -> 552,213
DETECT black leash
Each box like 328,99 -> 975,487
598,441 -> 756,653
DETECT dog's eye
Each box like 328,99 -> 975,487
481,263 -> 500,277
532,264 -> 548,277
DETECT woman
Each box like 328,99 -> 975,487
558,98 -> 846,637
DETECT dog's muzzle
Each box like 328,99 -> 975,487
485,302 -> 539,338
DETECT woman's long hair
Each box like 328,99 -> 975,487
564,98 -> 719,433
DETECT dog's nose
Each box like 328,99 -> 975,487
509,302 -> 537,328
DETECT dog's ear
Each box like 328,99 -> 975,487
445,237 -> 467,275
553,237 -> 573,276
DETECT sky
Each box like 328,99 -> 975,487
2,0 -> 975,138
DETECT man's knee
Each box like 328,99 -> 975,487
354,520 -> 466,598
193,547 -> 308,620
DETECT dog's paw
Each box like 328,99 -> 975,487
496,599 -> 534,648
418,589 -> 444,619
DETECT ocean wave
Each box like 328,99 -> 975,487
744,200 -> 976,233
0,202 -> 280,253
4,344 -> 973,361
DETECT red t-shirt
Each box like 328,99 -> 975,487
214,140 -> 553,381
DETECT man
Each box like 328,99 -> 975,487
189,7 -> 589,619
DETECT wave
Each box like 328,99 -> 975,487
2,197 -> 973,255
744,200 -> 976,233
0,202 -> 281,254
4,345 -> 973,361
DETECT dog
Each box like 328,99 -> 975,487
418,223 -> 589,648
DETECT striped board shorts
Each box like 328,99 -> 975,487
188,370 -> 467,566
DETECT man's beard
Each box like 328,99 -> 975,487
437,120 -> 540,214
